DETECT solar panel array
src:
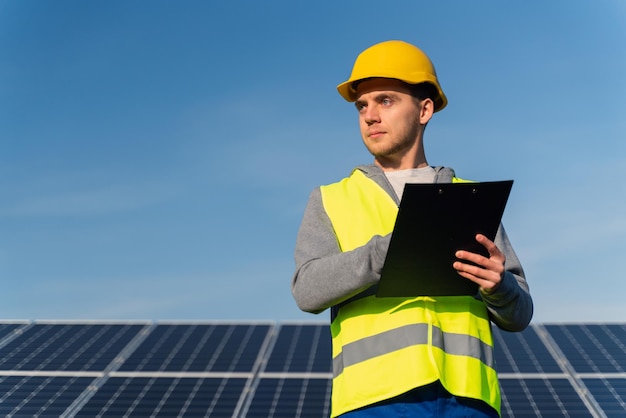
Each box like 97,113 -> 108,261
0,320 -> 624,417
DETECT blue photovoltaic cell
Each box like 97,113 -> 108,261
0,375 -> 94,417
118,323 -> 271,372
74,377 -> 247,418
545,324 -> 626,373
0,323 -> 26,342
493,326 -> 562,374
500,378 -> 592,417
264,324 -> 332,373
0,323 -> 144,371
246,378 -> 332,418
583,378 -> 626,418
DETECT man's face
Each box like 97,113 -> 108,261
354,78 -> 427,160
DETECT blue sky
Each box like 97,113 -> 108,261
2,1 -> 625,324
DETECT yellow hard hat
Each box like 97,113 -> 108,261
337,40 -> 448,112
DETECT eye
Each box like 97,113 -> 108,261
355,102 -> 367,112
381,97 -> 393,106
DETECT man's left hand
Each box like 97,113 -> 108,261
453,234 -> 505,294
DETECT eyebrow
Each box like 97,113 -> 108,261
368,91 -> 402,101
375,91 -> 402,100
355,91 -> 401,107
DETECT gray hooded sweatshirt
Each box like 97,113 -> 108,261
291,164 -> 533,332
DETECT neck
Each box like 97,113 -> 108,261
375,148 -> 428,172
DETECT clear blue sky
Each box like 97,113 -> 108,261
2,1 -> 625,323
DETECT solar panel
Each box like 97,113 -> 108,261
264,324 -> 331,373
500,377 -> 594,417
73,377 -> 248,418
544,324 -> 626,373
0,321 -> 623,417
582,378 -> 626,417
0,375 -> 94,417
244,377 -> 332,418
0,322 -> 27,342
0,323 -> 145,371
118,323 -> 272,372
493,326 -> 563,374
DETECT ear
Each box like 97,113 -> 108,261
419,98 -> 434,125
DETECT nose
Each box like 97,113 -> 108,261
363,104 -> 380,125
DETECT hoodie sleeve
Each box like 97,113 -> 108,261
480,225 -> 534,331
291,187 -> 390,314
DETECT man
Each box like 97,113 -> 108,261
291,40 -> 533,417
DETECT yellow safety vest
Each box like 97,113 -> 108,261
320,169 -> 500,417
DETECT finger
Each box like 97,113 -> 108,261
475,234 -> 504,261
453,260 -> 498,281
455,249 -> 488,267
453,261 -> 502,293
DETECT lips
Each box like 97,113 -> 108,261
368,131 -> 385,138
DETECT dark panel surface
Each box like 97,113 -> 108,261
545,324 -> 626,373
0,375 -> 94,417
246,378 -> 332,418
0,323 -> 144,371
118,323 -> 271,372
583,378 -> 626,418
500,378 -> 592,417
493,326 -> 562,374
0,323 -> 26,342
75,377 -> 248,418
265,324 -> 332,373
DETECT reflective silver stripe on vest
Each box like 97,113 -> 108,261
333,323 -> 494,377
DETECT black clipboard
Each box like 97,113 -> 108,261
376,180 -> 513,297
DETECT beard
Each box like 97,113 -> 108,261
363,134 -> 417,159
361,115 -> 423,160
